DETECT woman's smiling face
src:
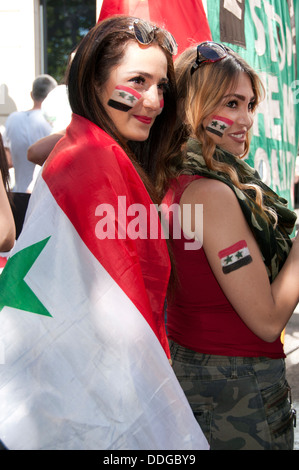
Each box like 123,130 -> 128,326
101,41 -> 168,142
204,72 -> 256,156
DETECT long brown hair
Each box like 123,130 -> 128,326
0,134 -> 11,199
67,15 -> 177,203
156,45 -> 277,223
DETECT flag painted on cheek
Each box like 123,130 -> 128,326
108,85 -> 141,112
218,240 -> 252,274
206,115 -> 234,137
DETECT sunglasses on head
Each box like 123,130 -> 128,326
190,41 -> 232,75
129,18 -> 178,56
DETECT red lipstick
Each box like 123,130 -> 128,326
133,115 -> 153,124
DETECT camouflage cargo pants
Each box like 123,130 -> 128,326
169,340 -> 296,450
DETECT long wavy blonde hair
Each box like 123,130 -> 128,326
157,44 -> 277,224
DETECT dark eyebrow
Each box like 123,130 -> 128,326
223,93 -> 255,102
127,71 -> 169,82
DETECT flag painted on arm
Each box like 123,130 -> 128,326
218,240 -> 252,274
0,114 -> 208,450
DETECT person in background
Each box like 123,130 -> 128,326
0,133 -> 15,252
3,74 -> 57,237
0,16 -> 208,450
27,130 -> 65,166
26,82 -> 71,166
158,42 -> 298,450
27,50 -> 76,167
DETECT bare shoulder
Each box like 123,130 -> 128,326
179,176 -> 248,239
180,177 -> 237,207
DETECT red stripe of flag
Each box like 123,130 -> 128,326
212,115 -> 234,126
218,240 -> 247,259
115,85 -> 141,101
42,114 -> 171,356
98,0 -> 212,56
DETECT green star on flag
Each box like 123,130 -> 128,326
127,95 -> 136,103
224,255 -> 233,264
0,237 -> 52,317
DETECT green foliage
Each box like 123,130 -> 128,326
46,0 -> 96,83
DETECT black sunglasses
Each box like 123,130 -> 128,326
129,18 -> 178,56
190,41 -> 231,75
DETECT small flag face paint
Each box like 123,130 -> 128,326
218,240 -> 252,274
160,99 -> 164,109
108,85 -> 141,112
206,115 -> 234,137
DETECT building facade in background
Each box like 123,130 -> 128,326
0,0 -> 102,127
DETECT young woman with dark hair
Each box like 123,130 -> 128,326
0,16 -> 208,450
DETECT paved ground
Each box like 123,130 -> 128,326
285,302 -> 299,450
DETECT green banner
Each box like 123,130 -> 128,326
207,0 -> 299,207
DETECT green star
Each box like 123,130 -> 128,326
211,120 -> 218,127
235,251 -> 243,259
118,92 -> 127,98
224,255 -> 233,264
127,95 -> 136,104
0,237 -> 52,317
220,124 -> 226,130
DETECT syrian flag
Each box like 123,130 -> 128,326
206,115 -> 234,137
218,240 -> 253,274
0,114 -> 208,450
0,256 -> 7,274
108,85 -> 141,112
98,0 -> 212,56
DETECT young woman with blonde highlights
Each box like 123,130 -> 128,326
159,42 -> 299,450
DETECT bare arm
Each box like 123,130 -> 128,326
0,177 -> 15,251
180,178 -> 299,343
27,131 -> 65,166
4,148 -> 13,168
